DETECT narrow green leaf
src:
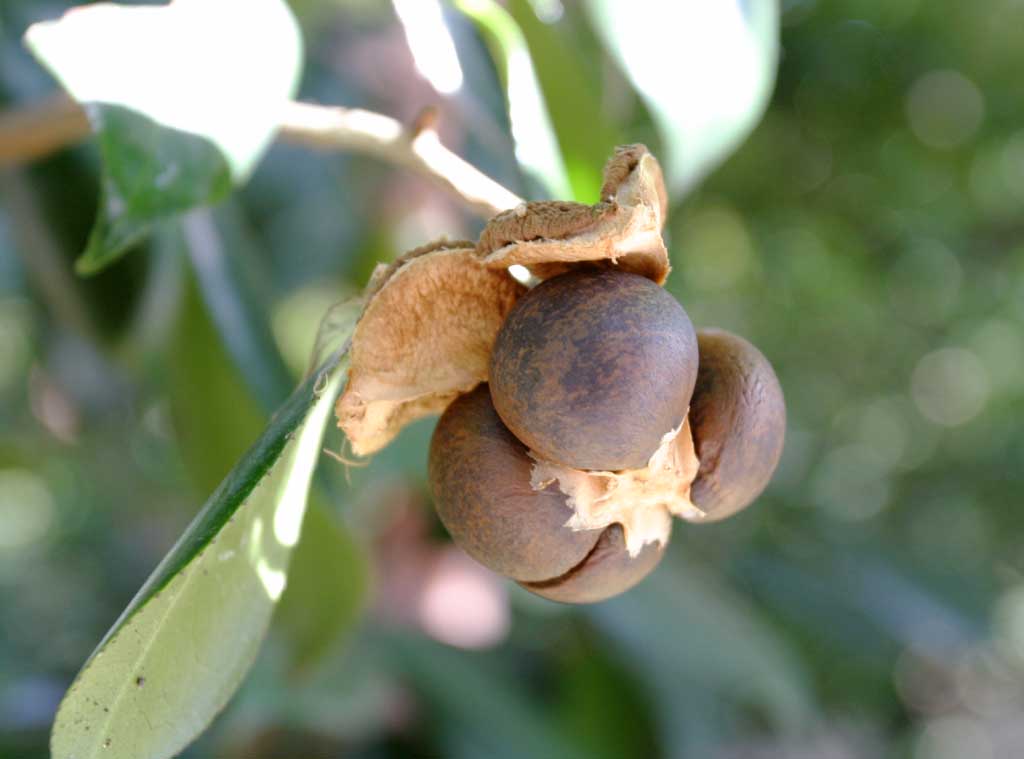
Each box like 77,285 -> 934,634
24,0 -> 303,274
183,207 -> 296,411
454,0 -> 573,199
585,0 -> 779,197
50,347 -> 352,759
507,0 -> 621,201
168,262 -> 267,495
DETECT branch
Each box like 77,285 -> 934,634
0,93 -> 90,165
0,95 -> 524,219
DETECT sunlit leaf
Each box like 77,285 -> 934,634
24,0 -> 303,274
454,0 -> 573,199
49,348 -> 352,759
507,0 -> 621,202
585,0 -> 779,197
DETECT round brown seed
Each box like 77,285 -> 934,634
689,329 -> 786,521
428,385 -> 601,582
519,525 -> 666,604
489,269 -> 698,471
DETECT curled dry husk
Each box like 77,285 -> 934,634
335,239 -> 525,456
335,145 -> 700,552
477,144 -> 671,284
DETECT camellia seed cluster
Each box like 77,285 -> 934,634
428,269 -> 784,602
334,144 -> 786,605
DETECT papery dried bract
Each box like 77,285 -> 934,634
335,241 -> 524,455
476,144 -> 671,284
529,418 -> 703,557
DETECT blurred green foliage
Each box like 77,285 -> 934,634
2,0 -> 1024,757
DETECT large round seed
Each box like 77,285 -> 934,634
519,525 -> 666,604
689,329 -> 786,521
428,385 -> 602,582
489,269 -> 698,471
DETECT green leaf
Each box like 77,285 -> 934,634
24,0 -> 303,274
166,240 -> 268,495
507,0 -> 621,202
49,347 -> 353,759
454,0 -> 573,199
183,206 -> 296,411
585,0 -> 779,197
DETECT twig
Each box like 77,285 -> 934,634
0,93 -> 91,165
0,94 -> 524,219
280,101 -> 523,218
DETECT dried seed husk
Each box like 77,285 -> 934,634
529,418 -> 702,557
335,241 -> 525,455
476,144 -> 671,284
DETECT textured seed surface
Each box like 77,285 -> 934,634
689,329 -> 786,521
519,525 -> 665,604
428,386 -> 601,582
490,269 -> 698,471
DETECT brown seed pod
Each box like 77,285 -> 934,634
688,329 -> 786,521
329,145 -> 784,605
489,268 -> 698,471
428,385 -> 601,582
519,524 -> 665,604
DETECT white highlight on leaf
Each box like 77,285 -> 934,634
393,0 -> 464,95
25,0 -> 304,180
586,0 -> 778,195
48,360 -> 348,759
455,0 -> 572,199
255,559 -> 287,602
0,469 -> 55,551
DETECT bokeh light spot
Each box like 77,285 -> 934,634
911,347 -> 990,427
915,716 -> 993,759
0,469 -> 56,551
887,241 -> 962,326
811,444 -> 891,521
858,396 -> 910,466
970,319 -> 1024,393
679,205 -> 756,291
906,70 -> 984,149
417,548 -> 509,650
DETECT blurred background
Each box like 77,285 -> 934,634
2,0 -> 1024,757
